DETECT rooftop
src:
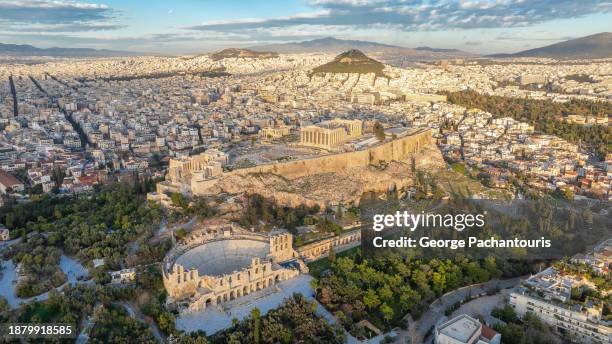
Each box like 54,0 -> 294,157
437,314 -> 481,343
0,170 -> 22,187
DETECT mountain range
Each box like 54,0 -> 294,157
2,33 -> 609,59
250,37 -> 473,59
0,43 -> 139,57
209,48 -> 278,61
489,32 -> 611,59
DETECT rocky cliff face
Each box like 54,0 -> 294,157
414,142 -> 446,170
210,143 -> 445,208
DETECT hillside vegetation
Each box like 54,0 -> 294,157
312,49 -> 386,77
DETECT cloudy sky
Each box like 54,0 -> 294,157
0,0 -> 610,54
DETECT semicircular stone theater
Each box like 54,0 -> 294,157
162,225 -> 304,313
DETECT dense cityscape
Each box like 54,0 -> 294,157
0,1 -> 610,343
0,51 -> 610,201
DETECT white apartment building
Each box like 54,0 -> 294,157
510,290 -> 611,344
509,268 -> 611,344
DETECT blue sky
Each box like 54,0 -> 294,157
0,0 -> 610,54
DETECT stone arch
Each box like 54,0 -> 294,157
230,291 -> 235,300
256,282 -> 261,290
237,289 -> 241,298
205,299 -> 212,307
223,294 -> 228,302
269,278 -> 273,286
243,286 -> 248,295
217,296 -> 222,304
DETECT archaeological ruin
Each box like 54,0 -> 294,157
163,225 -> 303,313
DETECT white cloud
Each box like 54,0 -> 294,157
185,0 -> 612,32
0,0 -> 118,27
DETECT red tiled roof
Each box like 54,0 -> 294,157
0,170 -> 23,187
77,175 -> 98,186
481,324 -> 499,340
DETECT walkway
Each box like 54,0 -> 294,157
0,255 -> 89,309
393,276 -> 522,344
114,301 -> 164,343
176,274 -> 315,335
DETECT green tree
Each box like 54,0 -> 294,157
363,289 -> 381,310
380,303 -> 393,323
251,307 -> 261,344
491,305 -> 519,323
51,166 -> 66,190
328,246 -> 336,263
563,187 -> 574,201
398,286 -> 421,313
170,192 -> 189,209
0,296 -> 9,314
335,204 -> 344,219
175,228 -> 187,239
378,285 -> 393,303
373,121 -> 385,141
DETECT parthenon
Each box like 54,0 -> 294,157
299,119 -> 362,150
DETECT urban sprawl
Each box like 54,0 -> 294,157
0,50 -> 609,344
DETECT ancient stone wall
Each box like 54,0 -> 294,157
231,128 -> 431,180
188,129 -> 432,196
297,229 -> 361,261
